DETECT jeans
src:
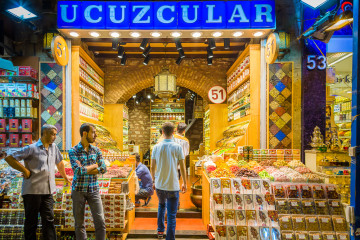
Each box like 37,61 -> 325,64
23,194 -> 56,240
72,191 -> 106,240
135,188 -> 152,201
156,189 -> 179,240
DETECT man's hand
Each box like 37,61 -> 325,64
0,151 -> 7,159
181,184 -> 187,194
76,160 -> 82,167
23,169 -> 31,179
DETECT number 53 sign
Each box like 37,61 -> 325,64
208,86 -> 227,104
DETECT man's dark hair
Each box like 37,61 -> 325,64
159,129 -> 163,135
177,123 -> 187,134
162,122 -> 175,137
80,123 -> 95,137
135,153 -> 140,162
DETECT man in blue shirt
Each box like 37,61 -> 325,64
135,154 -> 153,207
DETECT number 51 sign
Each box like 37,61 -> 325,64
208,86 -> 227,104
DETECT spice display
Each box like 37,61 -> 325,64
234,194 -> 245,210
288,199 -> 302,214
301,185 -> 313,198
282,231 -> 295,240
309,232 -> 323,240
319,216 -> 333,232
245,194 -> 254,209
287,185 -> 300,198
322,232 -> 337,240
304,173 -> 324,183
314,200 -> 330,215
236,210 -> 246,225
336,233 -> 350,240
329,200 -> 343,215
313,185 -> 326,199
249,226 -> 260,240
302,200 -> 316,214
237,226 -> 248,240
225,210 -> 236,225
276,199 -> 289,214
279,215 -> 292,231
332,216 -> 347,232
306,216 -> 320,231
234,168 -> 259,178
292,216 -> 306,231
246,210 -> 257,226
273,184 -> 286,198
326,186 -> 340,199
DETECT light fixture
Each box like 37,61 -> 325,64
121,54 -> 127,65
117,46 -> 125,59
175,39 -> 183,50
110,32 -> 120,38
171,32 -> 182,38
207,47 -> 214,59
178,49 -> 185,59
328,53 -> 353,67
142,45 -> 152,57
176,57 -> 183,65
90,32 -> 100,37
212,32 -> 223,38
232,31 -> 244,37
147,94 -> 151,99
154,67 -> 177,98
208,38 -> 216,50
253,31 -> 264,37
150,32 -> 162,37
191,32 -> 202,38
132,95 -> 136,99
143,55 -> 150,65
130,32 -> 141,38
224,38 -> 230,50
112,39 -> 119,50
151,99 -> 154,102
207,58 -> 213,65
136,100 -> 139,104
69,32 -> 79,37
6,6 -> 37,20
140,38 -> 149,50
300,0 -> 330,9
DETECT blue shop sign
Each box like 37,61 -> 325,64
57,1 -> 276,30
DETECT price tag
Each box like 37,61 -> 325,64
276,185 -> 283,189
327,235 -> 335,240
309,218 -> 316,223
290,185 -> 297,190
336,218 -> 344,223
295,218 -> 303,222
321,218 -> 329,223
305,202 -> 312,206
340,235 -> 347,240
332,201 -> 340,207
282,217 -> 289,222
208,86 -> 227,104
315,186 -> 322,190
291,201 -> 299,206
299,234 -> 306,239
328,186 -> 335,191
302,186 -> 309,190
286,234 -> 293,239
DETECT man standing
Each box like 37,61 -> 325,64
4,124 -> 70,240
135,154 -> 153,207
151,122 -> 187,240
69,123 -> 107,240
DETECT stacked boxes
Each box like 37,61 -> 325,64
0,97 -> 36,118
0,83 -> 39,99
0,66 -> 37,78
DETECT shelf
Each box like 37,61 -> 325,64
0,75 -> 38,82
151,111 -> 185,114
335,120 -> 351,124
334,110 -> 351,113
228,94 -> 250,109
61,220 -> 127,232
151,120 -> 184,122
227,75 -> 250,95
339,136 -> 351,138
80,65 -> 104,87
123,232 -> 128,240
79,115 -> 104,126
229,115 -> 251,125
227,65 -> 250,85
228,101 -> 250,113
339,129 -> 351,131
0,117 -> 37,120
80,76 -> 104,96
0,97 -> 39,100
80,95 -> 104,113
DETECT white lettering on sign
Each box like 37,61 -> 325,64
181,5 -> 200,23
228,5 -> 250,23
157,5 -> 175,24
133,5 -> 151,23
60,4 -> 78,23
206,5 -> 222,23
109,5 -> 126,23
254,4 -> 273,22
84,5 -> 103,23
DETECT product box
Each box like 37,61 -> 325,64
233,194 -> 244,210
22,119 -> 32,132
0,134 -> 6,147
6,83 -> 17,97
232,179 -> 241,194
0,83 -> 6,97
20,107 -> 26,117
0,107 -> 3,118
215,225 -> 227,240
26,108 -> 33,118
19,66 -> 31,76
22,134 -> 32,146
236,226 -> 248,240
0,119 -> 5,132
211,179 -> 222,194
9,119 -> 19,132
31,68 -> 37,79
16,83 -> 27,97
9,134 -> 19,147
227,225 -> 237,240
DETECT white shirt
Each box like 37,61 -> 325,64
174,133 -> 190,157
151,139 -> 185,191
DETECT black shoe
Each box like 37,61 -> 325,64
157,232 -> 164,239
142,197 -> 152,207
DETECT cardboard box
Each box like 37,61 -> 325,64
0,107 -> 3,118
22,119 -> 32,132
16,83 -> 27,97
0,119 -> 5,132
20,108 -> 26,117
26,108 -> 33,118
22,134 -> 32,146
19,66 -> 31,76
9,134 -> 19,147
6,84 -> 17,97
9,119 -> 19,132
0,134 -> 6,147
0,84 -> 6,97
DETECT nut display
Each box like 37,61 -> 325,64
292,216 -> 306,231
313,185 -> 326,199
288,199 -> 302,214
301,185 -> 313,198
287,185 -> 300,198
279,215 -> 292,231
332,216 -> 347,232
314,200 -> 330,215
329,200 -> 343,215
302,199 -> 316,215
319,216 -> 333,232
276,199 -> 289,214
273,184 -> 286,198
306,216 -> 320,231
326,186 -> 340,199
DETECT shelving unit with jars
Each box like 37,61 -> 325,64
123,106 -> 129,152
333,96 -> 352,141
150,99 -> 185,150
203,109 -> 210,152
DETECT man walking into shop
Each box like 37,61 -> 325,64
4,124 -> 70,240
69,123 -> 107,240
135,153 -> 153,207
151,122 -> 187,240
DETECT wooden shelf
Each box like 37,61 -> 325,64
80,64 -> 104,87
79,115 -> 104,126
80,76 -> 104,96
0,75 -> 38,82
79,48 -> 105,78
227,75 -> 250,95
228,115 -> 251,126
227,65 -> 250,85
122,233 -> 128,240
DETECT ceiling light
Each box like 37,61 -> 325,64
140,38 -> 149,50
132,95 -> 136,99
69,32 -> 79,37
224,38 -> 230,50
110,32 -> 120,38
175,39 -> 183,50
130,32 -> 141,38
117,46 -> 125,59
212,32 -> 223,38
151,99 -> 154,102
112,38 -> 119,50
191,32 -> 202,38
6,6 -> 37,20
143,55 -> 150,65
121,54 -> 127,66
90,32 -> 100,37
300,0 -> 329,9
208,38 -> 216,50
147,95 -> 151,99
253,31 -> 264,37
207,58 -> 213,66
179,49 -> 185,59
142,45 -> 152,57
176,57 -> 183,65
136,100 -> 139,104
207,47 -> 214,59
150,32 -> 162,38
171,32 -> 182,38
232,31 -> 244,37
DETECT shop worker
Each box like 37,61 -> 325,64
4,124 -> 70,240
151,122 -> 187,240
69,123 -> 107,240
135,153 -> 153,207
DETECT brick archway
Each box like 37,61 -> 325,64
98,58 -> 235,104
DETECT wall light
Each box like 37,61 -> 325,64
117,46 -> 125,59
69,32 -> 79,37
130,32 -> 141,38
142,45 -> 152,57
6,6 -> 37,20
143,55 -> 150,65
150,32 -> 162,37
191,32 -> 202,38
110,32 -> 120,38
207,58 -> 213,65
253,31 -> 264,37
140,38 -> 149,50
212,32 -> 223,37
121,54 -> 127,66
171,32 -> 182,38
90,32 -> 100,37
232,31 -> 244,37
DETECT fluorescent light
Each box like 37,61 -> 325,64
150,32 -> 162,37
130,32 -> 141,38
328,53 -> 353,67
6,6 -> 37,20
191,32 -> 202,38
171,32 -> 182,38
69,32 -> 79,37
232,31 -> 244,37
253,31 -> 264,37
301,0 -> 329,9
325,18 -> 353,32
110,32 -> 120,38
90,32 -> 100,37
212,32 -> 223,38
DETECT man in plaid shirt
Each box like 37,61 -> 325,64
69,123 -> 107,240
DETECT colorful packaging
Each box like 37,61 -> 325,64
16,83 -> 27,97
22,134 -> 32,146
0,84 -> 7,97
252,180 -> 262,194
237,226 -> 248,240
221,179 -> 231,194
257,210 -> 269,226
6,83 -> 17,97
0,119 -> 5,132
235,210 -> 246,225
213,194 -> 224,210
227,225 -> 237,240
223,194 -> 233,209
254,194 -> 266,210
225,210 -> 236,225
259,227 -> 271,240
261,180 -> 271,194
268,210 -> 279,227
215,225 -> 227,240
249,226 -> 260,240
211,179 -> 222,194
9,119 -> 19,132
232,179 -> 242,194
244,194 -> 254,210
9,134 -> 19,147
22,119 -> 32,132
246,210 -> 257,226
0,134 -> 6,147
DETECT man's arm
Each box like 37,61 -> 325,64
150,159 -> 156,181
56,160 -> 71,184
69,150 -> 98,175
95,149 -> 107,174
5,155 -> 31,178
179,159 -> 187,193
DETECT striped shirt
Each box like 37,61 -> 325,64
69,142 -> 107,193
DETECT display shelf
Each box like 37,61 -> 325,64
80,95 -> 104,113
339,136 -> 351,138
79,64 -> 104,87
335,120 -> 351,124
61,221 -> 127,232
79,115 -> 104,126
0,76 -> 38,82
80,77 -> 104,96
227,65 -> 250,84
227,75 -> 250,95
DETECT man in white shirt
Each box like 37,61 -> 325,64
151,122 -> 187,240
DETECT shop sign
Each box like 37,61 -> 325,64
57,1 -> 276,30
265,32 -> 280,64
51,36 -> 69,66
306,55 -> 327,70
208,86 -> 227,104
